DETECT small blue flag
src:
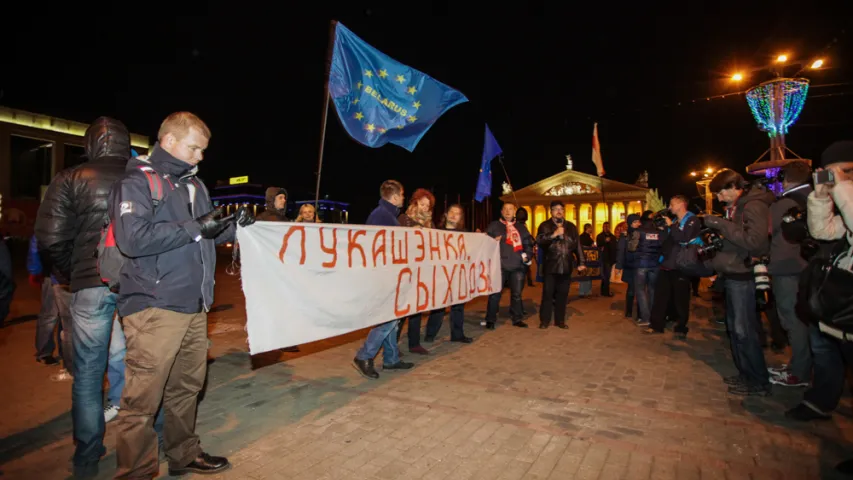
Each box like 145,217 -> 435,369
329,22 -> 469,152
474,124 -> 502,202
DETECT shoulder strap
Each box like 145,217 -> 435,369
137,165 -> 174,204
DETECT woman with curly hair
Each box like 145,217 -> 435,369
295,204 -> 321,223
396,188 -> 435,354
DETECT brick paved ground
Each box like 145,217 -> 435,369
2,259 -> 853,479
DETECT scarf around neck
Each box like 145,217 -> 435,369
500,219 -> 523,252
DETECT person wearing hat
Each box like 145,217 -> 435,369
257,187 -> 289,221
536,200 -> 585,329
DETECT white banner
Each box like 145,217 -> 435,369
237,222 -> 502,355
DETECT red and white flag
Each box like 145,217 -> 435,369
592,123 -> 605,177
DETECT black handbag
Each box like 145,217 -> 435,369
797,238 -> 853,329
674,244 -> 715,278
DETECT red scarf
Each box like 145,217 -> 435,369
500,219 -> 523,252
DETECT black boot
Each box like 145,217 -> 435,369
352,358 -> 379,379
625,294 -> 634,318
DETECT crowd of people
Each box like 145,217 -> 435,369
5,107 -> 853,476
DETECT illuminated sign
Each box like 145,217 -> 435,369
229,176 -> 249,185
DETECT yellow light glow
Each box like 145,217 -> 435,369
690,172 -> 697,177
0,106 -> 150,149
706,167 -> 713,173
811,59 -> 824,69
776,54 -> 788,63
731,73 -> 744,81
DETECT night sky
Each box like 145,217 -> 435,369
4,7 -> 852,222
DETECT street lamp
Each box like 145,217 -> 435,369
690,167 -> 718,214
811,59 -> 824,69
731,72 -> 744,81
776,54 -> 788,63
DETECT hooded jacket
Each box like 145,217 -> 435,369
109,144 -> 235,317
616,214 -> 641,270
257,187 -> 289,221
703,185 -> 775,277
808,181 -> 853,273
768,183 -> 812,275
35,117 -> 131,292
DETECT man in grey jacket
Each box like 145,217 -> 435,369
767,161 -> 813,387
704,169 -> 774,396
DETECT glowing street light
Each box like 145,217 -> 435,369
705,167 -> 714,174
776,54 -> 788,63
731,72 -> 744,81
811,59 -> 824,69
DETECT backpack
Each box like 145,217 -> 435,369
96,164 -> 175,293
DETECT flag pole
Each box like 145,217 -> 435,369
314,20 -> 338,209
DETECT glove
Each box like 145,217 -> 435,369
197,207 -> 229,239
29,274 -> 44,288
235,206 -> 255,227
702,215 -> 722,229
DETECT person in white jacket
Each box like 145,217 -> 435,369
789,141 -> 853,476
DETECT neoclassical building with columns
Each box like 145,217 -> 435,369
500,169 -> 650,238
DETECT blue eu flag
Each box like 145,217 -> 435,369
329,22 -> 469,152
474,124 -> 502,202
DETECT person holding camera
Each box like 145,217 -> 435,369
645,195 -> 701,339
703,168 -> 775,396
766,161 -> 813,387
536,200 -> 585,329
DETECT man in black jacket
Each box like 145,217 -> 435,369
596,221 -> 617,297
484,203 -> 534,329
645,195 -> 701,339
767,161 -> 813,387
537,200 -> 586,329
35,117 -> 131,479
110,112 -> 253,478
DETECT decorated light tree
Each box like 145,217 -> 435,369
744,77 -> 811,194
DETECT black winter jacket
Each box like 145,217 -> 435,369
35,117 -> 131,292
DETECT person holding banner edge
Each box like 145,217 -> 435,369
484,203 -> 534,329
396,188 -> 436,355
353,180 -> 415,379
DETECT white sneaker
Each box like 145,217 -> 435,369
767,364 -> 789,376
104,403 -> 120,423
50,368 -> 72,382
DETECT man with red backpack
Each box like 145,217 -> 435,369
109,112 -> 254,478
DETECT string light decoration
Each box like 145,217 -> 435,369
745,78 -> 810,137
764,167 -> 783,196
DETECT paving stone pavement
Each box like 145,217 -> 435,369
2,263 -> 853,479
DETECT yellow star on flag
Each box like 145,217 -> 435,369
356,81 -> 362,89
378,69 -> 388,78
378,127 -> 387,133
364,70 -> 373,78
366,123 -> 375,132
396,124 -> 405,129
407,86 -> 417,95
395,74 -> 405,84
412,101 -> 421,109
407,115 -> 417,123
354,112 -> 364,120
352,98 -> 359,105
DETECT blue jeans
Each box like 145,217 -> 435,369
36,278 -> 62,360
108,316 -> 126,406
725,278 -> 769,386
355,320 -> 401,365
801,324 -> 853,413
772,275 -> 811,380
635,267 -> 659,322
578,279 -> 592,296
70,286 -> 118,473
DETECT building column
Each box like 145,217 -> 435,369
52,140 -> 65,178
